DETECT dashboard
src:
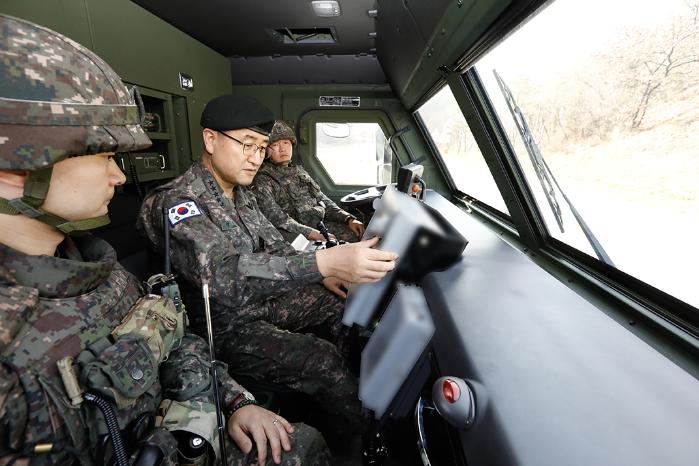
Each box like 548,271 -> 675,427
357,190 -> 699,465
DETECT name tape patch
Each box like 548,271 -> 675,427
168,201 -> 202,225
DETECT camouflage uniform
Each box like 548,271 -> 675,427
0,237 -> 329,465
0,14 -> 330,465
137,160 -> 366,435
253,161 -> 359,243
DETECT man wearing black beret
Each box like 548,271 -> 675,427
138,95 -> 398,443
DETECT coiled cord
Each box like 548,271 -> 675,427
127,155 -> 145,199
84,392 -> 129,466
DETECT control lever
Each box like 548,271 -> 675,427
316,220 -> 338,248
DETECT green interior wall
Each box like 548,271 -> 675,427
2,0 -> 232,161
231,84 -> 450,198
1,2 -> 452,197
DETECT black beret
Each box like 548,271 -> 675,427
200,95 -> 274,134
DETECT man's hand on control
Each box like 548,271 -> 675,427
316,236 -> 398,283
322,276 -> 350,299
307,229 -> 336,242
307,229 -> 326,242
347,218 -> 365,239
227,405 -> 294,465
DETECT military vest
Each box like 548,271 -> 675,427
0,237 -> 157,465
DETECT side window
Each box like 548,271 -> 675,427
315,122 -> 391,185
416,86 -> 510,215
474,0 -> 699,308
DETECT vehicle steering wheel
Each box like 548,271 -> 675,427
339,184 -> 393,208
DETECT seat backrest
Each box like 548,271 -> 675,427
94,188 -> 155,281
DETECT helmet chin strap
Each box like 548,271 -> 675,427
0,166 -> 110,234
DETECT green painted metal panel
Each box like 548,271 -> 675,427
378,0 -> 514,110
2,0 -> 93,48
231,84 -> 450,198
1,0 -> 232,159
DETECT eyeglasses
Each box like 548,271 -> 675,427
217,131 -> 267,158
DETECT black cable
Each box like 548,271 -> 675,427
126,153 -> 145,199
84,392 -> 129,466
416,177 -> 427,201
132,86 -> 146,125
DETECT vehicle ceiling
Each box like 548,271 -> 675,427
132,0 -> 523,106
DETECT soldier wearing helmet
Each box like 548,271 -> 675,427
136,94 -> 399,445
252,120 -> 365,243
0,14 -> 331,466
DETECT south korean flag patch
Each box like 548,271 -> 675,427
168,201 -> 202,226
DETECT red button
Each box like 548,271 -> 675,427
411,183 -> 421,193
442,379 -> 461,403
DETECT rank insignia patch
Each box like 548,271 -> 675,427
168,201 -> 202,225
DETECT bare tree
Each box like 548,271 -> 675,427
624,5 -> 699,128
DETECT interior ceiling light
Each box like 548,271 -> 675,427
311,0 -> 341,17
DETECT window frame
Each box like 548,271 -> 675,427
314,121 -> 391,186
408,47 -> 699,349
298,109 -> 397,198
412,72 -> 543,237
456,58 -> 699,342
412,82 -> 517,224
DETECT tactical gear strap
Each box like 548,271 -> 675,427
0,197 -> 21,215
54,214 -> 112,233
23,167 -> 53,208
0,357 -> 92,465
0,164 -> 110,233
37,374 -> 93,464
0,196 -> 110,233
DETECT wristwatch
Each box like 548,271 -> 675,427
234,390 -> 255,404
228,390 -> 258,416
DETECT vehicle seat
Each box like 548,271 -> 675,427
93,187 -> 155,282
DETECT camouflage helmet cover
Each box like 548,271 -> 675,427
268,120 -> 297,146
0,14 -> 152,171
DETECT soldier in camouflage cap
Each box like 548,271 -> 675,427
0,14 -> 330,466
137,94 -> 399,444
252,120 -> 365,243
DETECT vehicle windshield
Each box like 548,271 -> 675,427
474,0 -> 699,308
416,86 -> 511,215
